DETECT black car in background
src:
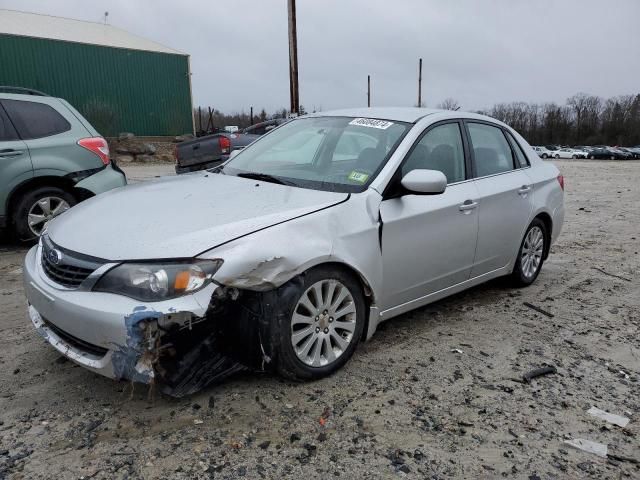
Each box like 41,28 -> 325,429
587,147 -> 622,160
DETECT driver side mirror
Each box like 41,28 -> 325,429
400,169 -> 447,195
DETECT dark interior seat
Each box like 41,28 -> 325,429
355,147 -> 386,173
474,147 -> 503,177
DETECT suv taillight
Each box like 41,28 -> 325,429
219,136 -> 231,154
78,137 -> 110,165
557,174 -> 564,191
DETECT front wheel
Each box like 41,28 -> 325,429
274,267 -> 366,381
510,219 -> 547,287
589,155 -> 595,159
542,154 -> 548,159
555,154 -> 560,159
572,154 -> 577,159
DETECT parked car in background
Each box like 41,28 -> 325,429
611,147 -> 635,160
0,88 -> 126,240
533,146 -> 553,158
224,126 -> 239,133
623,147 -> 640,158
587,147 -> 619,160
553,147 -> 587,159
242,118 -> 288,135
175,132 -> 259,174
23,107 -> 564,393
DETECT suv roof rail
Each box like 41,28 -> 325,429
0,86 -> 49,96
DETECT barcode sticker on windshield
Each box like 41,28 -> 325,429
349,118 -> 393,130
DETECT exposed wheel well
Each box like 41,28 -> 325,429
6,176 -> 78,224
534,212 -> 553,259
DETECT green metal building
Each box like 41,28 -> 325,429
0,9 -> 194,137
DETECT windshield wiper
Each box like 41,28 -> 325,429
236,172 -> 292,186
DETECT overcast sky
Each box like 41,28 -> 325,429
2,0 -> 639,113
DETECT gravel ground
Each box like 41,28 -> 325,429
0,160 -> 638,479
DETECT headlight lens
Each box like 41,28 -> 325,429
93,260 -> 223,301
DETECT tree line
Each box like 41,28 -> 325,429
477,93 -> 640,146
195,92 -> 640,146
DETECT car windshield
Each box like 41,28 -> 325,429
220,116 -> 410,192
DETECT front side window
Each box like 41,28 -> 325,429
222,116 -> 409,192
467,122 -> 516,177
2,99 -> 71,140
401,122 -> 466,184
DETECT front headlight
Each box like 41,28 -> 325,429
93,259 -> 223,301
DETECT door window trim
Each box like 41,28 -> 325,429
462,119 -> 531,181
382,119 -> 472,198
0,103 -> 19,142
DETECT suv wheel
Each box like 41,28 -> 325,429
13,187 -> 75,241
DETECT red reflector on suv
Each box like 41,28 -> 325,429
557,174 -> 564,191
78,137 -> 110,165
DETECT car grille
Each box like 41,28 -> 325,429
42,317 -> 108,357
40,236 -> 103,288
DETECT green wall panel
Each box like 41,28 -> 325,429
0,34 -> 193,137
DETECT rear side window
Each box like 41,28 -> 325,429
0,106 -> 19,141
2,99 -> 71,140
467,122 -> 515,177
505,131 -> 529,168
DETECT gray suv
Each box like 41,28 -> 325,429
0,88 -> 126,240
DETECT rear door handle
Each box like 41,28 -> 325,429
459,200 -> 478,212
0,149 -> 23,157
518,185 -> 532,195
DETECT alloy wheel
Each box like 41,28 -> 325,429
521,226 -> 544,279
27,196 -> 70,236
291,279 -> 357,367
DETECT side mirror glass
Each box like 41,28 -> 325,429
400,169 -> 447,195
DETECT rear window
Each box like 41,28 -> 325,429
2,99 -> 71,140
0,106 -> 19,141
467,122 -> 516,177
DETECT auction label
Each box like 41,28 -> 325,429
349,118 -> 393,129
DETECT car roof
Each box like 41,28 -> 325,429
308,107 -> 502,125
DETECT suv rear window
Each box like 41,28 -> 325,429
2,99 -> 71,140
0,106 -> 19,141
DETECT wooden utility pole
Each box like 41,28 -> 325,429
250,106 -> 254,125
287,0 -> 300,115
367,75 -> 371,107
417,58 -> 423,108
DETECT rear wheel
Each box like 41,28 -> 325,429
510,218 -> 547,287
275,267 -> 365,380
555,154 -> 560,159
13,187 -> 75,241
589,155 -> 595,159
610,155 -> 615,160
572,154 -> 577,159
541,153 -> 548,159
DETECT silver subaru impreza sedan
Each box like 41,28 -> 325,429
24,108 -> 564,395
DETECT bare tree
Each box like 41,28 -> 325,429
437,98 -> 461,111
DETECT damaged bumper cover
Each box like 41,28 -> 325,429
24,245 -> 245,396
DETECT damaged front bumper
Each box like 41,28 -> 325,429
23,245 -> 244,396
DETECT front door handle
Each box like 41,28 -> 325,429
518,185 -> 532,195
0,149 -> 23,158
459,200 -> 478,212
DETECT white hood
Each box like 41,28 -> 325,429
48,172 -> 348,260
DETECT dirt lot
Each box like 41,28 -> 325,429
0,160 -> 638,479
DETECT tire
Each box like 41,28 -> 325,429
12,187 -> 75,241
610,156 -> 615,160
274,266 -> 366,381
572,155 -> 577,159
510,218 -> 547,287
542,154 -> 548,159
589,155 -> 595,159
555,154 -> 560,159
